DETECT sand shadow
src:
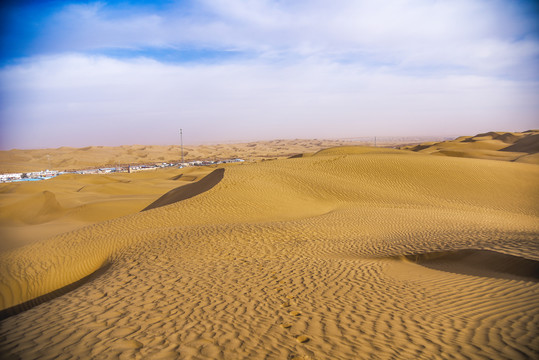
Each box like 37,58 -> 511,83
142,168 -> 224,211
402,249 -> 539,282
0,263 -> 111,321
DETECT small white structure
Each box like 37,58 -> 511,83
0,173 -> 22,182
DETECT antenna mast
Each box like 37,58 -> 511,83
180,129 -> 184,163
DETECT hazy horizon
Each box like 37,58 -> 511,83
1,134 -> 458,151
1,0 -> 538,150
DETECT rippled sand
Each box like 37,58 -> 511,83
1,145 -> 538,359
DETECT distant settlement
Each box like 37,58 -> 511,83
0,159 -> 244,183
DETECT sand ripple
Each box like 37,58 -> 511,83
1,149 -> 538,359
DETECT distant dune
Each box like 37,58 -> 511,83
0,137 -> 449,174
0,133 -> 538,359
400,129 -> 539,163
0,139 -> 380,173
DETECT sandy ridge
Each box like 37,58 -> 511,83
400,130 -> 539,164
142,168 -> 225,211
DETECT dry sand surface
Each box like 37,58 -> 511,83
1,142 -> 538,359
0,139 -> 376,173
400,130 -> 539,164
0,166 -> 215,250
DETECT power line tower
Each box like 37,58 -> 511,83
180,128 -> 184,163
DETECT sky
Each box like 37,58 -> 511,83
0,0 -> 538,149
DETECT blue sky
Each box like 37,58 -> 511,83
1,0 -> 538,149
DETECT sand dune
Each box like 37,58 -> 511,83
0,190 -> 64,225
0,263 -> 111,321
0,139 -> 373,173
0,167 -> 215,250
0,143 -> 538,359
143,168 -> 225,211
501,133 -> 539,153
401,130 -> 539,164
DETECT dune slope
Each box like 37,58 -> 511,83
0,167 -> 215,250
0,148 -> 538,359
401,130 -> 539,164
401,249 -> 539,282
142,168 -> 225,211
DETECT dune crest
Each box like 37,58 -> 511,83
0,262 -> 111,320
142,168 -> 224,211
401,129 -> 539,163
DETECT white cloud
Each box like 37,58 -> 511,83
34,0 -> 538,78
2,1 -> 538,148
1,53 -> 538,149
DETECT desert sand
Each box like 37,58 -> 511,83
0,136 -> 538,359
0,139 -> 376,174
400,130 -> 539,164
0,166 -> 215,250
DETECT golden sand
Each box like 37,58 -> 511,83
0,166 -> 215,250
401,129 -> 539,164
0,139 -> 370,173
0,137 -> 538,359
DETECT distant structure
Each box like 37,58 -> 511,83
374,137 -> 377,147
180,128 -> 184,163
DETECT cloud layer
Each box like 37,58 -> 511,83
1,0 -> 538,149
33,0 -> 539,77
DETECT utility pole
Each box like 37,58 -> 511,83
374,136 -> 377,147
180,128 -> 184,163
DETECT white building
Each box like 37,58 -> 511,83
0,173 -> 22,182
